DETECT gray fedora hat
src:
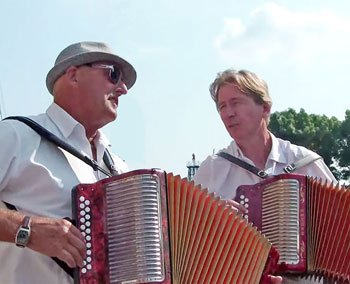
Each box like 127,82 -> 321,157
46,41 -> 137,94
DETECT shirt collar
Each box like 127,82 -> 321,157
92,130 -> 111,148
46,103 -> 82,139
227,139 -> 245,158
225,132 -> 288,165
46,103 -> 111,148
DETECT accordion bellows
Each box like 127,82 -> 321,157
72,169 -> 277,284
235,174 -> 350,282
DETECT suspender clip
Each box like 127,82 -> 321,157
257,170 -> 268,178
284,164 -> 296,174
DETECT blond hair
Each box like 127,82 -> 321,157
209,69 -> 272,110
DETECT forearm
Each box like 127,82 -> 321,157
0,208 -> 25,243
0,208 -> 86,268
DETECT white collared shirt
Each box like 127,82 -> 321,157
193,132 -> 336,200
0,103 -> 128,284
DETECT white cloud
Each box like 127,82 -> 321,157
215,2 -> 350,67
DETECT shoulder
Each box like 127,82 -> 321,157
274,136 -> 320,160
0,118 -> 35,142
1,113 -> 49,134
193,141 -> 235,186
274,136 -> 336,182
196,141 -> 235,172
0,113 -> 62,158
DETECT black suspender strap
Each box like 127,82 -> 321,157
3,116 -> 113,177
217,151 -> 322,177
216,152 -> 269,179
103,148 -> 119,176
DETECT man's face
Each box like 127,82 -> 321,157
217,84 -> 269,142
75,62 -> 128,129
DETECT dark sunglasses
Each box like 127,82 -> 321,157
85,63 -> 122,85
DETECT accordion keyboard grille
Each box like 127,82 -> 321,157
105,174 -> 165,283
262,179 -> 300,264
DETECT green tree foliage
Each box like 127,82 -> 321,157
269,108 -> 349,182
336,110 -> 350,181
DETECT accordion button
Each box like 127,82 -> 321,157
86,242 -> 91,248
79,196 -> 85,202
84,200 -> 90,206
80,218 -> 85,223
87,257 -> 92,263
86,236 -> 91,241
87,264 -> 92,270
240,195 -> 245,199
87,250 -> 91,255
79,203 -> 85,209
85,207 -> 91,213
86,228 -> 91,234
80,225 -> 86,230
85,221 -> 91,227
80,211 -> 86,216
85,214 -> 91,220
245,204 -> 249,208
82,268 -> 87,274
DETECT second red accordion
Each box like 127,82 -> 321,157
235,174 -> 350,282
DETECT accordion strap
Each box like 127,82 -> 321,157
283,154 -> 322,173
217,152 -> 269,178
217,151 -> 322,178
3,116 -> 113,177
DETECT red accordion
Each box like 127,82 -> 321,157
72,169 -> 279,284
235,174 -> 350,282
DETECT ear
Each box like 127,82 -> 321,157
263,103 -> 271,117
64,66 -> 79,85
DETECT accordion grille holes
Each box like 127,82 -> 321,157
261,179 -> 300,264
105,174 -> 164,283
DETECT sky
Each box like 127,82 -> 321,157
0,0 -> 349,178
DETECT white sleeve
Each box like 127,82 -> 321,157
0,121 -> 20,193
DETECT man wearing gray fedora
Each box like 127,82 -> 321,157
0,41 -> 136,283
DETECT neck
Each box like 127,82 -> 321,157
236,130 -> 272,169
88,132 -> 98,161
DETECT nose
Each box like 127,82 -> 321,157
114,80 -> 128,96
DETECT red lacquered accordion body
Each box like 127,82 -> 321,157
72,169 -> 278,284
235,174 -> 350,282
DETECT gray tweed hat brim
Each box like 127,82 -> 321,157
46,41 -> 137,94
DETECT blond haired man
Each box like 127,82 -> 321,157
194,69 -> 336,284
